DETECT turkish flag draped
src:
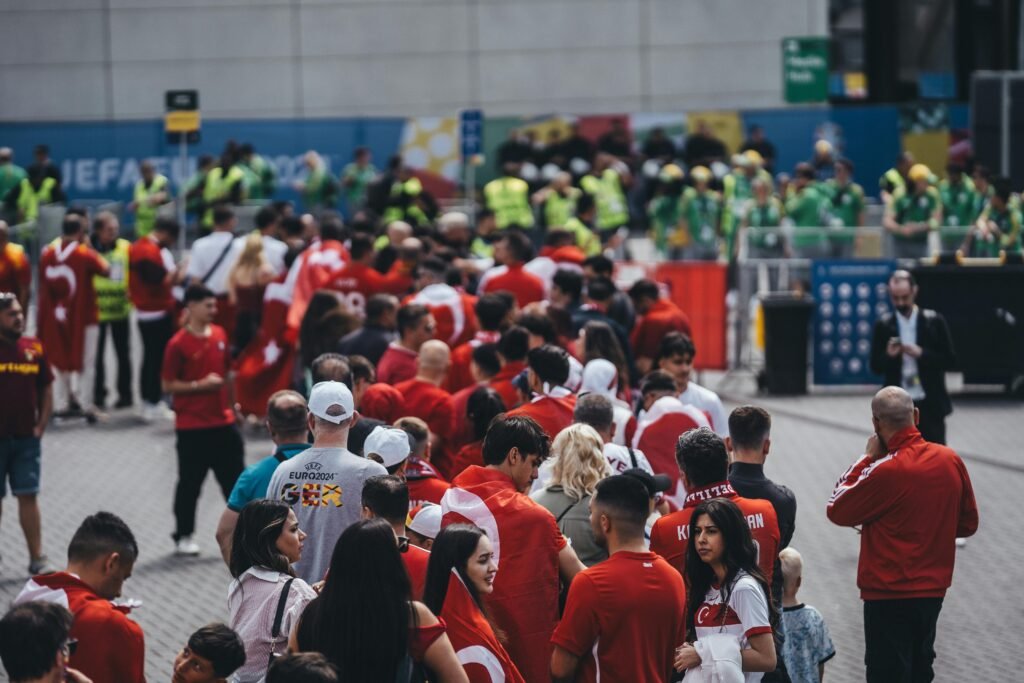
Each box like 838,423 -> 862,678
37,240 -> 101,371
234,281 -> 296,417
441,570 -> 525,683
406,283 -> 478,348
441,466 -> 564,683
285,239 -> 349,330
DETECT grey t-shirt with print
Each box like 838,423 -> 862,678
266,446 -> 387,583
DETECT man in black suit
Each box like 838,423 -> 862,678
870,270 -> 956,443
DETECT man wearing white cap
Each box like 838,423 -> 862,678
265,381 -> 387,583
407,504 -> 442,550
364,425 -> 411,475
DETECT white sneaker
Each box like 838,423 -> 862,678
139,403 -> 155,423
175,536 -> 200,556
955,538 -> 967,548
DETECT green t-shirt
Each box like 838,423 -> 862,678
785,185 -> 830,249
977,201 -> 1022,256
891,187 -> 941,243
744,198 -> 784,249
648,193 -> 683,252
342,162 -> 377,206
681,187 -> 722,247
0,163 -> 27,203
939,178 -> 978,229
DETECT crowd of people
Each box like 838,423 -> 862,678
0,147 -> 980,683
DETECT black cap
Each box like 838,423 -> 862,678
620,468 -> 672,497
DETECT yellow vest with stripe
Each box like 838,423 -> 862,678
133,174 -> 169,237
16,177 -> 57,222
484,177 -> 535,229
202,166 -> 246,227
580,169 -> 628,231
94,238 -> 132,321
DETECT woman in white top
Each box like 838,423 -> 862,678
229,499 -> 318,683
675,497 -> 777,682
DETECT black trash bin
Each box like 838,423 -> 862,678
760,293 -> 815,395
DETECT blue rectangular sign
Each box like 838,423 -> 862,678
460,109 -> 483,158
811,259 -> 896,385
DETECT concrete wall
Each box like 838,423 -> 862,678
0,0 -> 827,121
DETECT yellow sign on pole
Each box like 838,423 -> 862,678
164,110 -> 201,133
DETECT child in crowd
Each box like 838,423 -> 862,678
171,623 -> 246,683
779,548 -> 836,683
267,653 -> 339,683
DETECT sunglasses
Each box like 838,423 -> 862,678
397,536 -> 410,554
61,639 -> 78,657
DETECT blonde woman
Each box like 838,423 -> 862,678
228,231 -> 276,354
531,423 -> 612,566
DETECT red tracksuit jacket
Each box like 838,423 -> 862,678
827,426 -> 979,600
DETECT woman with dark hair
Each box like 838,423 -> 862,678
228,499 -> 317,683
422,525 -> 524,683
297,290 -> 357,386
448,387 -> 506,479
674,497 -> 778,680
579,319 -> 631,392
291,518 -> 468,683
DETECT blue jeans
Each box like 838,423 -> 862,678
0,436 -> 42,497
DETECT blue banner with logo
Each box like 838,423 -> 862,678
811,259 -> 896,385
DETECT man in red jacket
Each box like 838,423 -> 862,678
328,233 -> 413,317
828,386 -> 978,683
15,511 -> 145,683
628,278 -> 692,375
394,340 -> 456,478
507,344 -> 576,441
445,292 -> 513,393
477,230 -> 545,307
377,304 -> 435,385
490,326 -> 529,410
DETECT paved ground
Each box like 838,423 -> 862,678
1,381 -> 1020,681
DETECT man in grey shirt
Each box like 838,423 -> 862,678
266,381 -> 387,583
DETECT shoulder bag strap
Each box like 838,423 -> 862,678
268,578 -> 295,666
555,497 -> 581,525
198,237 -> 236,286
627,446 -> 639,469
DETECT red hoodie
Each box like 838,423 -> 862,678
15,572 -> 145,683
827,426 -> 979,600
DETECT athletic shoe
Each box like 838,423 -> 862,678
175,536 -> 200,556
28,556 -> 56,575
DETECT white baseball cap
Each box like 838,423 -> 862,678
364,427 -> 411,468
308,381 -> 355,424
408,504 -> 443,540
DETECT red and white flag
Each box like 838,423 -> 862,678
441,466 -> 565,683
285,239 -> 349,330
441,570 -> 525,683
234,281 -> 296,417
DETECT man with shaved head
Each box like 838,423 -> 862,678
827,386 -> 978,683
394,339 -> 456,478
870,269 -> 955,443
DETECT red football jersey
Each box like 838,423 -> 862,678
552,551 -> 686,683
37,239 -> 108,371
477,264 -> 545,308
650,480 -> 780,588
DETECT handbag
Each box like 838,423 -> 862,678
267,578 -> 295,668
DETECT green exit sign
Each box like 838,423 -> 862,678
783,37 -> 830,103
